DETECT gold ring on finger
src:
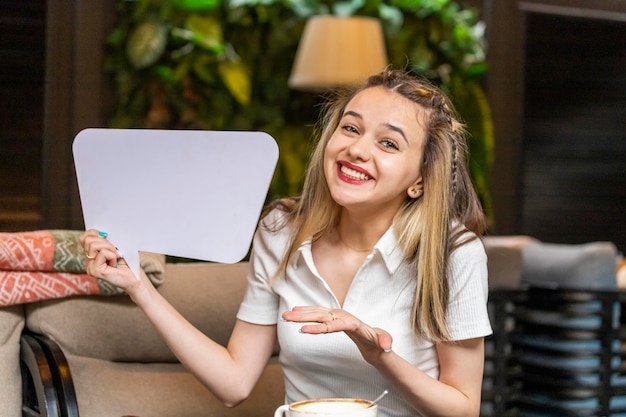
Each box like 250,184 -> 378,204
325,322 -> 330,333
329,311 -> 337,321
85,251 -> 96,260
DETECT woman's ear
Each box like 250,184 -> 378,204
407,178 -> 423,199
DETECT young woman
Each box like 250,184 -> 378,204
81,69 -> 491,417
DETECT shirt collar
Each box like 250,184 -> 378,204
373,227 -> 406,274
289,238 -> 311,269
290,226 -> 406,275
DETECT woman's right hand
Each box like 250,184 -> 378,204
79,229 -> 145,296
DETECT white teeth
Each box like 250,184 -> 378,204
341,165 -> 370,181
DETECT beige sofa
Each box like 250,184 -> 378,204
1,236 -> 622,417
0,304 -> 24,417
13,261 -> 284,417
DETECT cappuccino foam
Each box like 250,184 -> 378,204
294,399 -> 369,413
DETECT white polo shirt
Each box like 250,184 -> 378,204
237,210 -> 492,417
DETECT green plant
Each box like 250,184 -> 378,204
104,0 -> 493,220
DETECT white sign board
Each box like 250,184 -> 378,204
73,128 -> 279,278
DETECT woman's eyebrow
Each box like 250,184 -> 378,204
343,110 -> 408,144
343,110 -> 362,120
384,123 -> 408,144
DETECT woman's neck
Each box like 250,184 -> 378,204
333,210 -> 392,253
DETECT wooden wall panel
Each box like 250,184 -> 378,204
42,0 -> 115,229
0,0 -> 46,231
521,13 -> 626,251
473,0 -> 626,254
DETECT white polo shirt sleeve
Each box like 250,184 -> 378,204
236,211 -> 289,325
446,236 -> 493,340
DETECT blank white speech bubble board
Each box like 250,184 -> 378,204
73,128 -> 279,279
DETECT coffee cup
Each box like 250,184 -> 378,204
274,398 -> 377,417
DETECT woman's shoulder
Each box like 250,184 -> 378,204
259,202 -> 294,233
447,228 -> 488,293
449,224 -> 487,261
254,202 -> 296,254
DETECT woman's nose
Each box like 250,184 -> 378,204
347,136 -> 372,161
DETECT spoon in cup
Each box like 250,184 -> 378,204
368,390 -> 389,408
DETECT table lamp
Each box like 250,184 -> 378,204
288,15 -> 388,91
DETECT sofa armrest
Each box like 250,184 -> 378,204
21,331 -> 78,417
25,262 -> 251,363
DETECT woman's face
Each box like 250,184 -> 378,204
324,86 -> 427,216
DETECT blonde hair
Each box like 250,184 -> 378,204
262,69 -> 486,341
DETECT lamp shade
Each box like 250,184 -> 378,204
288,15 -> 388,91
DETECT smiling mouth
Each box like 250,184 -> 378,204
340,164 -> 371,181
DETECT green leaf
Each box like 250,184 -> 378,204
332,0 -> 364,16
271,124 -> 313,196
218,60 -> 251,105
154,65 -> 175,81
185,14 -> 224,51
229,0 -> 268,7
106,26 -> 127,47
451,80 -> 494,221
126,20 -> 169,69
173,58 -> 193,82
174,0 -> 219,10
378,4 -> 403,32
412,0 -> 450,11
193,54 -> 217,83
465,62 -> 488,77
132,0 -> 155,21
453,21 -> 471,43
287,1 -> 322,18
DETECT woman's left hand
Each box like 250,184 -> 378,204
281,307 -> 393,363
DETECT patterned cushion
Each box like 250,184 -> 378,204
0,230 -> 164,305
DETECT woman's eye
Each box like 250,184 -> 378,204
342,125 -> 358,134
381,139 -> 399,150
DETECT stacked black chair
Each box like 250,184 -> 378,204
481,289 -> 523,416
479,240 -> 623,416
508,287 -> 626,417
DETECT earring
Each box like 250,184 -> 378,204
409,188 -> 422,198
